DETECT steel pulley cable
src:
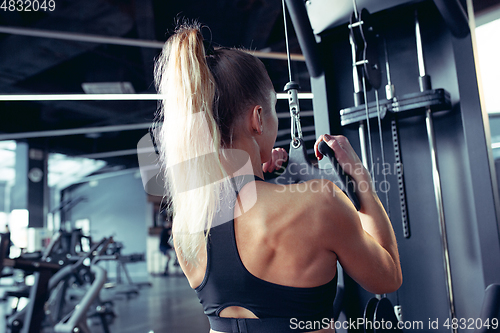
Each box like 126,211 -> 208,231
361,75 -> 375,180
281,0 -> 303,147
282,0 -> 293,83
375,89 -> 391,216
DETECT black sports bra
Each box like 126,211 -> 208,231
195,175 -> 338,332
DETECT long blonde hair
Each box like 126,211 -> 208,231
154,22 -> 272,265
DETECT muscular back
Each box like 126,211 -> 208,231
176,179 -> 349,325
232,179 -> 341,289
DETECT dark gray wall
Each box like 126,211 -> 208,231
64,172 -> 149,280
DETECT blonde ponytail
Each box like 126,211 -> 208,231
154,22 -> 274,266
154,23 -> 229,265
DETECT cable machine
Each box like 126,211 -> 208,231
282,0 -> 500,331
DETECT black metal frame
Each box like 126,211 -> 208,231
282,0 -> 500,330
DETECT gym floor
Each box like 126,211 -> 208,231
0,274 -> 210,333
107,275 -> 210,333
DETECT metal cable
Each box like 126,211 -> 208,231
282,0 -> 293,82
375,90 -> 391,215
361,75 -> 375,179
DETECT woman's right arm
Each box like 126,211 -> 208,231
314,134 -> 403,294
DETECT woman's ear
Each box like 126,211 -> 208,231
250,105 -> 263,135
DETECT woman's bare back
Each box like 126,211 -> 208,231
178,179 -> 342,333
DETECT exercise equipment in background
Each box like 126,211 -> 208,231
0,232 -> 114,333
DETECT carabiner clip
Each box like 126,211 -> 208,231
284,81 -> 302,148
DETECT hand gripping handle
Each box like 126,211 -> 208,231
318,141 -> 361,210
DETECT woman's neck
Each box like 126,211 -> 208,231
222,138 -> 263,179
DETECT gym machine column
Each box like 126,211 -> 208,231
414,10 -> 456,331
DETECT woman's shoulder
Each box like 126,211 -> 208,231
243,178 -> 354,228
254,178 -> 345,206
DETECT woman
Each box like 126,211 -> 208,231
154,22 -> 402,333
